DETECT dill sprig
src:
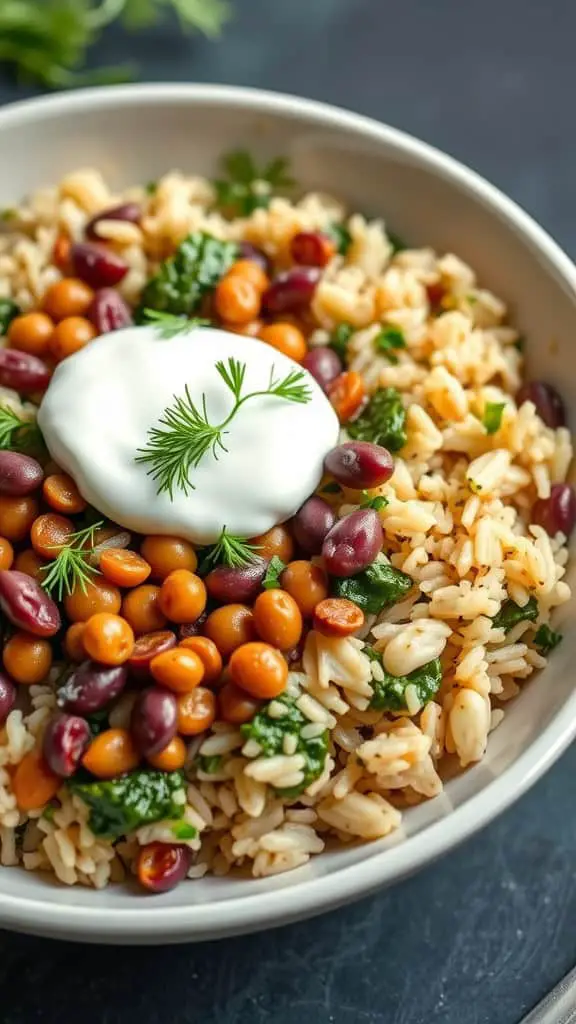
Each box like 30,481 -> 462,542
41,520 -> 104,601
135,357 -> 312,499
0,406 -> 45,456
142,309 -> 212,338
199,527 -> 259,572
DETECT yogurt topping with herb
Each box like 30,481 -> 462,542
38,325 -> 340,544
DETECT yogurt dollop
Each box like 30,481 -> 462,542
38,325 -> 340,544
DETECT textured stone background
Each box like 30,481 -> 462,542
0,2 -> 575,1021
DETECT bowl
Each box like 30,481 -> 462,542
0,84 -> 574,944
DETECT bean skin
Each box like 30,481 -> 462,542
0,452 -> 43,496
322,509 -> 384,577
0,570 -> 60,636
57,660 -> 128,715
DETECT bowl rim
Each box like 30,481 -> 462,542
1,82 -> 575,942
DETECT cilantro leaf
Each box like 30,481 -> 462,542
492,597 -> 539,632
360,493 -> 388,511
347,387 -> 407,451
332,559 -> 413,615
263,556 -> 286,590
533,623 -> 562,654
365,648 -> 442,712
482,402 -> 506,435
375,326 -> 406,364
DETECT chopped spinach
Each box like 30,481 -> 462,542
213,149 -> 295,217
196,754 -> 222,775
375,326 -> 406,364
327,222 -> 352,256
492,596 -> 539,632
365,648 -> 442,712
241,693 -> 328,797
347,387 -> 407,452
69,769 -> 185,840
331,558 -> 413,615
329,323 -> 354,363
262,556 -> 286,590
0,299 -> 20,335
135,232 -> 238,320
533,623 -> 562,654
482,401 -> 506,435
171,821 -> 198,840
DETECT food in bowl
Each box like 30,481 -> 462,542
0,149 -> 571,894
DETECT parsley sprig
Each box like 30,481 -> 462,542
213,150 -> 295,217
135,357 -> 312,499
41,520 -> 104,601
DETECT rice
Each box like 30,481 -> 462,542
0,159 -> 570,889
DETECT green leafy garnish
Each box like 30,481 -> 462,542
135,232 -> 237,321
198,527 -> 259,573
172,821 -> 198,840
40,519 -> 104,601
365,648 -> 442,712
136,356 -> 312,498
69,769 -> 186,840
320,481 -> 343,495
213,149 -> 295,217
145,180 -> 158,196
0,299 -> 20,335
347,387 -> 407,452
263,556 -> 286,590
327,222 -> 352,256
196,754 -> 222,775
328,323 -> 353,363
533,623 -> 562,654
375,326 -> 406,364
0,1 -> 230,90
492,596 -> 539,632
482,401 -> 506,435
359,492 -> 388,511
332,558 -> 413,615
0,407 -> 45,456
387,229 -> 406,253
141,309 -> 212,338
241,694 -> 328,797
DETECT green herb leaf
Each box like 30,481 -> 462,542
327,222 -> 352,256
331,559 -> 412,615
387,229 -> 406,254
482,401 -> 506,435
375,326 -> 406,364
40,519 -> 104,601
145,180 -> 158,195
360,492 -> 388,511
263,556 -> 286,590
69,769 -> 186,840
213,149 -> 295,217
241,693 -> 328,797
347,387 -> 407,452
0,299 -> 20,335
198,528 -> 259,573
328,323 -> 353,363
135,357 -> 311,498
0,407 -> 45,457
533,623 -> 562,654
364,648 -> 442,712
171,821 -> 198,840
85,709 -> 109,738
492,596 -> 539,633
141,309 -> 213,338
320,481 -> 343,495
196,754 -> 222,774
135,232 -> 237,321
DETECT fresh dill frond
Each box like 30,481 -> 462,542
199,527 -> 259,572
0,406 -> 45,456
141,309 -> 212,338
40,520 -> 104,601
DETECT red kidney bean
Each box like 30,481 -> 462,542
87,288 -> 133,334
0,349 -> 51,393
324,441 -> 394,489
0,672 -> 16,725
57,660 -> 127,714
0,570 -> 60,636
71,242 -> 129,289
85,203 -> 141,240
128,630 -> 177,679
302,346 -> 342,391
0,452 -> 43,496
43,713 -> 91,777
131,687 -> 178,757
179,612 -> 208,641
262,267 -> 321,315
291,496 -> 336,555
290,231 -> 334,268
322,508 -> 384,577
532,483 -> 576,537
137,842 -> 192,893
516,381 -> 566,428
238,241 -> 271,275
204,559 -> 268,604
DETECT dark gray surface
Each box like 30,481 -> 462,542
0,2 -> 575,1021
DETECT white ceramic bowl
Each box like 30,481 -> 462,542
0,84 -> 575,944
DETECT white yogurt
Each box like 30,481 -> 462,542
38,325 -> 340,544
